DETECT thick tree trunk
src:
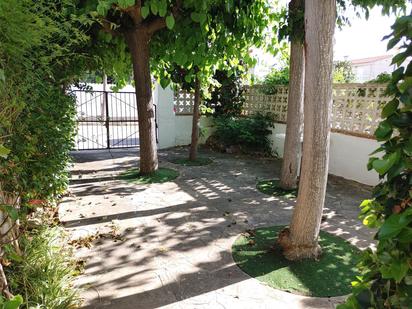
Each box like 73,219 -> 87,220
278,0 -> 336,261
279,5 -> 305,190
189,78 -> 201,161
125,30 -> 158,175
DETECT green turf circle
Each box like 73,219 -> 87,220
256,179 -> 297,198
232,226 -> 361,297
170,157 -> 213,166
119,167 -> 179,184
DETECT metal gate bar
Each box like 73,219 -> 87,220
73,90 -> 155,150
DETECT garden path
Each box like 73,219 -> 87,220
59,147 -> 374,309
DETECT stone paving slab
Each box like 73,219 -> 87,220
60,147 -> 374,309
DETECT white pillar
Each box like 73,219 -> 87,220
155,85 -> 176,149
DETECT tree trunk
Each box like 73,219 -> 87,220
189,77 -> 201,161
277,0 -> 336,261
279,0 -> 305,190
125,30 -> 158,175
0,190 -> 21,298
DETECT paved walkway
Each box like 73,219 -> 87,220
60,147 -> 374,309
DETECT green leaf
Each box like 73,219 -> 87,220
165,15 -> 175,30
4,295 -> 23,309
363,214 -> 378,227
141,5 -> 150,19
379,213 -> 412,240
96,2 -> 110,16
380,260 -> 409,283
336,295 -> 361,309
0,144 -> 10,159
387,160 -> 406,181
158,0 -> 167,17
374,120 -> 393,141
369,147 -> 384,156
184,74 -> 193,83
8,252 -> 23,263
1,205 -> 19,221
372,151 -> 400,175
397,227 -> 412,243
398,76 -> 412,94
190,12 -> 199,22
0,69 -> 5,82
381,100 -> 399,118
118,0 -> 135,9
159,78 -> 170,89
404,136 -> 412,156
151,1 -> 158,15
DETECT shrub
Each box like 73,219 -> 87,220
204,69 -> 245,117
212,113 -> 274,154
338,15 -> 412,309
260,67 -> 289,95
5,227 -> 81,309
259,60 -> 355,95
333,60 -> 356,83
367,72 -> 392,84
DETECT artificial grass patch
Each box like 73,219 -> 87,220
232,226 -> 361,297
170,157 -> 213,166
119,167 -> 179,184
257,179 -> 297,198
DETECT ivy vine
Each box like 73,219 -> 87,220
339,13 -> 412,309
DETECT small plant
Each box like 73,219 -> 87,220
212,113 -> 274,155
5,227 -> 81,309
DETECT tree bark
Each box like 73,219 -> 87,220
189,77 -> 201,161
279,0 -> 305,190
0,190 -> 20,298
125,30 -> 159,175
278,0 -> 336,261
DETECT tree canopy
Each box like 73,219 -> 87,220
79,0 -> 279,88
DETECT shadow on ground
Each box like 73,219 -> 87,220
60,147 -> 374,309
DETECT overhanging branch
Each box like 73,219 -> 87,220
146,0 -> 182,35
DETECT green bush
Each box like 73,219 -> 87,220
333,60 -> 356,83
6,227 -> 81,309
260,67 -> 289,95
204,69 -> 246,117
260,60 -> 355,95
339,15 -> 412,309
367,72 -> 392,84
213,113 -> 274,154
0,0 -> 92,202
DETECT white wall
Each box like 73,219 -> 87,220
174,116 -> 214,146
156,86 -> 176,149
270,123 -> 379,186
328,132 -> 380,185
353,58 -> 394,82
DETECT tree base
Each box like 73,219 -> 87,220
277,227 -> 322,261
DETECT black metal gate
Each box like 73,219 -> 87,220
74,90 -> 144,150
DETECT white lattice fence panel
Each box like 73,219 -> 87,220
243,85 -> 289,122
175,83 -> 390,137
331,84 -> 390,136
174,90 -> 194,115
